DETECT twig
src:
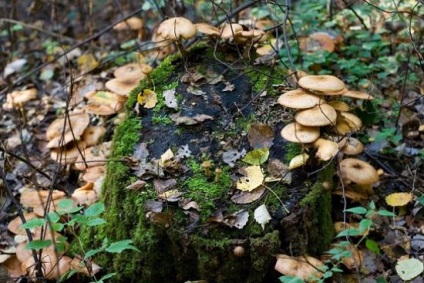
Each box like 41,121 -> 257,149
0,7 -> 146,98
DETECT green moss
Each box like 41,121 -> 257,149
284,142 -> 302,164
151,113 -> 173,125
246,65 -> 287,96
300,164 -> 335,254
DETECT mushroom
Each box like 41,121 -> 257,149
338,137 -> 364,155
280,122 -> 320,143
105,77 -> 139,96
3,88 -> 38,110
277,89 -> 323,109
313,138 -> 339,161
299,32 -> 336,53
298,75 -> 346,95
342,90 -> 374,100
233,246 -> 245,257
156,17 -> 196,57
113,17 -> 144,40
275,254 -> 324,281
295,104 -> 337,127
339,158 -> 379,185
327,100 -> 350,112
113,63 -> 145,79
46,112 -> 90,149
335,112 -> 362,134
220,23 -> 244,40
288,153 -> 310,170
140,63 -> 153,86
195,23 -> 220,37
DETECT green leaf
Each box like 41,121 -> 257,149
344,206 -> 367,214
365,239 -> 380,254
242,148 -> 269,165
84,202 -> 105,217
376,209 -> 396,217
84,248 -> 103,260
47,212 -> 60,223
359,219 -> 373,232
369,201 -> 376,210
25,239 -> 52,250
51,222 -> 65,232
395,258 -> 424,281
57,199 -> 82,214
20,218 -> 46,230
336,227 -> 362,237
87,218 -> 107,227
279,276 -> 304,283
418,196 -> 424,206
105,240 -> 140,253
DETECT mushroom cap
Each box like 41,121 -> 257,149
220,23 -> 244,39
327,100 -> 350,112
339,158 -> 379,185
46,112 -> 90,148
113,63 -> 145,79
3,88 -> 38,110
338,137 -> 364,155
195,23 -> 220,36
288,153 -> 310,169
313,138 -> 339,161
298,75 -> 346,94
113,17 -> 143,30
105,77 -> 139,96
275,254 -> 324,280
309,32 -> 336,52
277,89 -> 323,109
336,112 -> 362,133
82,126 -> 106,147
295,104 -> 337,126
140,63 -> 153,74
281,122 -> 320,143
8,212 -> 38,234
157,17 -> 196,40
342,90 -> 374,100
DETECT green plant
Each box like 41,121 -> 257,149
21,200 -> 139,282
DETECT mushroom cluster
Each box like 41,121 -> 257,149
279,75 -> 374,162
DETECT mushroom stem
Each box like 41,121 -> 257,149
175,41 -> 187,58
214,168 -> 222,182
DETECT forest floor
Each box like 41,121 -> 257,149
0,0 -> 424,282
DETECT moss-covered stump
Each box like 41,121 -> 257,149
80,46 -> 335,283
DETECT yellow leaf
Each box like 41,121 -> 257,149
236,165 -> 264,191
77,53 -> 98,73
137,89 -> 157,109
288,153 -> 309,170
385,192 -> 413,207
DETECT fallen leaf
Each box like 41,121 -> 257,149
223,210 -> 249,229
395,258 -> 423,281
231,186 -> 266,204
163,89 -> 179,110
176,144 -> 192,159
77,53 -> 99,73
247,123 -> 274,149
170,113 -> 213,125
153,178 -> 177,194
160,148 -> 174,166
288,153 -> 309,170
222,149 -> 246,167
145,199 -> 163,212
137,89 -> 157,108
236,165 -> 264,191
254,204 -> 272,230
222,81 -> 235,92
242,148 -> 269,165
125,179 -> 147,191
158,189 -> 182,202
4,58 -> 27,77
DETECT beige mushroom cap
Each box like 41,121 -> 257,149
140,63 -> 153,74
113,63 -> 145,79
295,104 -> 337,126
281,122 -> 320,143
46,112 -> 90,148
275,254 -> 324,281
340,158 -> 379,185
314,138 -> 339,161
298,75 -> 346,94
277,89 -> 322,109
113,17 -> 143,31
335,112 -> 362,134
157,17 -> 196,40
342,90 -> 374,100
338,137 -> 364,155
105,77 -> 139,96
195,23 -> 220,36
327,100 -> 350,112
220,23 -> 244,39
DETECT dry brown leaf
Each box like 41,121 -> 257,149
231,186 -> 266,204
247,123 -> 274,149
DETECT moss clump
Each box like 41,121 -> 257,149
246,65 -> 288,96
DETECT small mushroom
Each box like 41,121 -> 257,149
233,246 -> 245,257
298,75 -> 346,95
156,17 -> 196,57
338,137 -> 364,155
280,122 -> 320,143
313,138 -> 339,161
339,158 -> 379,185
113,17 -> 144,40
105,77 -> 139,96
201,161 -> 212,177
140,64 -> 153,86
277,89 -> 323,109
342,90 -> 374,100
295,104 -> 337,127
113,63 -> 145,79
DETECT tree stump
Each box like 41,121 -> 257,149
79,46 -> 335,283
